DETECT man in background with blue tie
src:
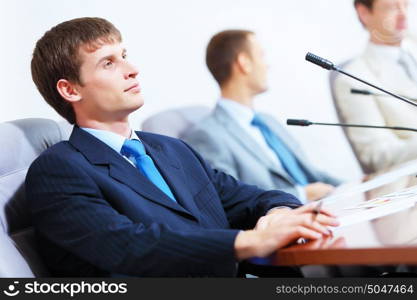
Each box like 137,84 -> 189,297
25,18 -> 338,277
183,30 -> 341,203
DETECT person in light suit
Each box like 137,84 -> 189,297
183,30 -> 341,203
333,0 -> 417,173
25,17 -> 338,277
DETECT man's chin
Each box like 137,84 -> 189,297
258,86 -> 269,95
131,96 -> 145,110
121,101 -> 144,117
131,102 -> 144,113
373,29 -> 405,45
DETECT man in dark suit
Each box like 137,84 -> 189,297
26,17 -> 338,277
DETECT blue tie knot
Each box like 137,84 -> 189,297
251,114 -> 270,134
251,114 -> 265,127
120,138 -> 177,202
121,139 -> 146,158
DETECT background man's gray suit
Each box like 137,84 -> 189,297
183,105 -> 340,199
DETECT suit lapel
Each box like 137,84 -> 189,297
137,132 -> 202,221
69,127 -> 196,219
213,105 -> 294,183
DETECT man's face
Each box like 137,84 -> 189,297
245,35 -> 269,95
74,41 -> 144,122
360,0 -> 409,44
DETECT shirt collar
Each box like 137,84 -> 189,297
81,127 -> 139,154
217,98 -> 255,127
366,42 -> 402,61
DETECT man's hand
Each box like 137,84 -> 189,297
305,182 -> 335,201
234,203 -> 339,260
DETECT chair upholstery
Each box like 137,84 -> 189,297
0,118 -> 72,277
141,106 -> 211,138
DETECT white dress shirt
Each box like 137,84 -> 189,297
81,127 -> 140,167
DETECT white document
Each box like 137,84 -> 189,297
330,186 -> 417,228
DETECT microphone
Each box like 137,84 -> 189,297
305,52 -> 417,108
305,53 -> 335,70
350,88 -> 376,96
351,88 -> 417,102
287,119 -> 417,133
287,119 -> 312,126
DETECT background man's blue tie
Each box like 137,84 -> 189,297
121,139 -> 177,202
251,114 -> 309,186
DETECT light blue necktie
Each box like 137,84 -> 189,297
398,50 -> 417,83
251,115 -> 309,186
121,139 -> 177,202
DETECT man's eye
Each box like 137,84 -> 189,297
104,60 -> 113,68
122,53 -> 127,59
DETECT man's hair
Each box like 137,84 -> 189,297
354,0 -> 376,10
206,29 -> 254,87
31,17 -> 122,124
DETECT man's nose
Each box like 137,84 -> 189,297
123,61 -> 139,79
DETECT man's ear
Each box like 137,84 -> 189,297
356,3 -> 372,28
236,52 -> 252,75
56,79 -> 82,103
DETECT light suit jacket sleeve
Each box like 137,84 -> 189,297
333,57 -> 417,173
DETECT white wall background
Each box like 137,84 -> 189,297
1,0 -> 417,181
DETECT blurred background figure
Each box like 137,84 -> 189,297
333,0 -> 417,173
183,30 -> 341,203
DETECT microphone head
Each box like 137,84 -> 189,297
351,88 -> 372,95
287,119 -> 312,126
305,52 -> 335,70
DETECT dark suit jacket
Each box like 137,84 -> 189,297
25,126 -> 300,277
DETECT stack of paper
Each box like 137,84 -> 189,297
331,186 -> 417,228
